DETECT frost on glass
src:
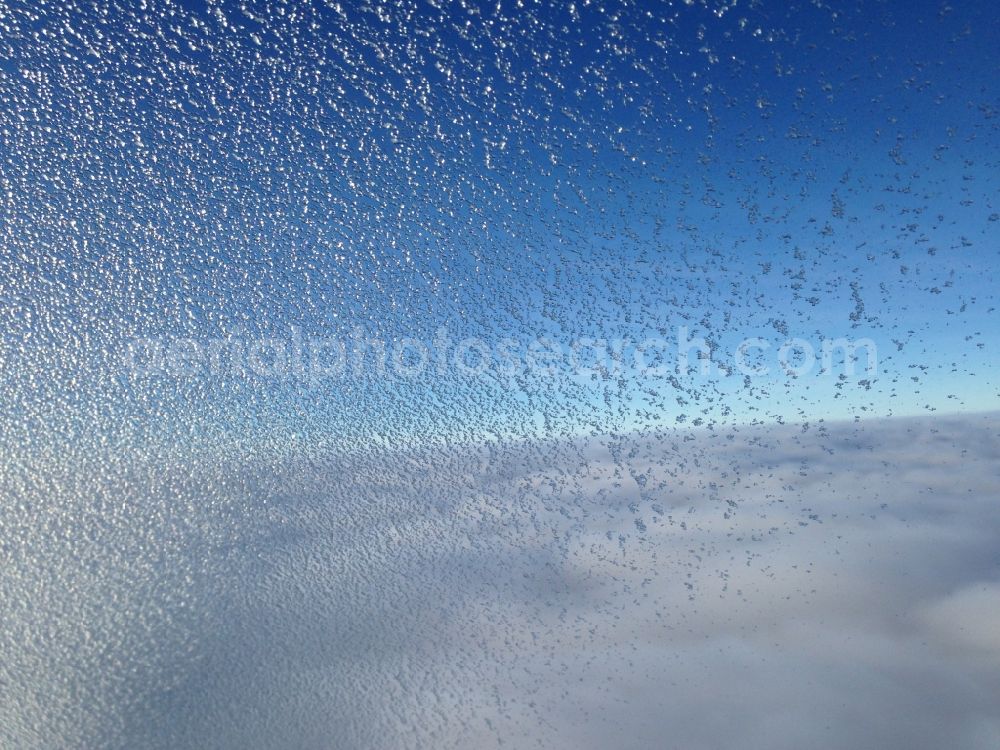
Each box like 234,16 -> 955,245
0,0 -> 998,748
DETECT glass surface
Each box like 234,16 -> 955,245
1,0 -> 998,747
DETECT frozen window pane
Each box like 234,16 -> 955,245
1,1 -> 998,748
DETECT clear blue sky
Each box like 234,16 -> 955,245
1,0 -> 997,458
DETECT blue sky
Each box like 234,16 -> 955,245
0,0 -> 996,455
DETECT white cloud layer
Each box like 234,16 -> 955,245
2,413 -> 999,749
